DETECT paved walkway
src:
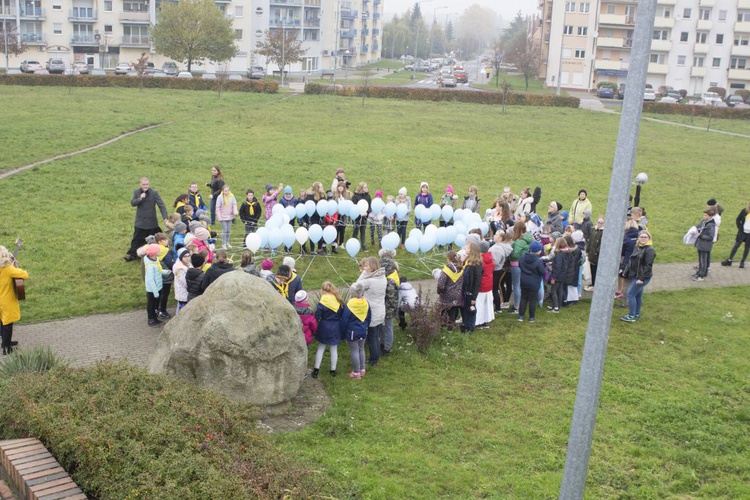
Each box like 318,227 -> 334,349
15,261 -> 749,368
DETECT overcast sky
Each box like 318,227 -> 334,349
383,0 -> 539,24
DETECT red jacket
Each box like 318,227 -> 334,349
479,252 -> 494,293
324,213 -> 339,227
294,301 -> 318,344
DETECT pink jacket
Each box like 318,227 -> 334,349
294,301 -> 318,345
215,193 -> 238,221
262,189 -> 280,220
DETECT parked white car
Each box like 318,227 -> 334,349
702,91 -> 722,104
643,88 -> 656,101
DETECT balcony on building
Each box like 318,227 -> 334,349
651,39 -> 671,51
119,11 -> 149,22
372,28 -> 379,35
270,0 -> 303,5
698,0 -> 715,6
304,17 -> 320,28
653,17 -> 674,28
598,36 -> 632,48
732,44 -> 750,57
374,0 -> 380,4
373,12 -> 380,20
70,35 -> 98,46
693,43 -> 709,53
648,62 -> 668,74
20,8 -> 45,19
361,11 -> 369,19
735,22 -> 750,33
739,0 -> 750,8
657,0 -> 676,4
697,19 -> 712,31
69,8 -> 97,21
20,32 -> 45,44
594,59 -> 627,71
691,66 -> 706,76
121,35 -> 150,47
1,6 -> 18,17
598,14 -> 635,27
340,6 -> 357,19
728,68 -> 750,79
304,0 -> 321,5
270,18 -> 301,27
339,29 -> 356,38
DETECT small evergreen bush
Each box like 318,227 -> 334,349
0,346 -> 68,377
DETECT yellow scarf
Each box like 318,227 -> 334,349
223,192 -> 233,206
319,293 -> 341,312
386,270 -> 400,286
442,265 -> 463,283
158,244 -> 169,261
347,297 -> 369,322
245,200 -> 256,216
175,201 -> 186,210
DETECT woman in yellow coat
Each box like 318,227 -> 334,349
0,245 -> 29,355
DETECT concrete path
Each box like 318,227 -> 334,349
15,261 -> 749,368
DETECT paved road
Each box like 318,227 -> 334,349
15,261 -> 749,368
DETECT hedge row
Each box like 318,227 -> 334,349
0,73 -> 279,93
304,82 -> 581,108
643,101 -> 750,119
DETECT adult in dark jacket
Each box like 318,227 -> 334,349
721,201 -> 750,268
585,217 -> 604,290
518,242 -> 546,322
616,219 -> 640,300
545,201 -> 565,235
548,239 -> 569,312
621,230 -> 656,322
200,249 -> 235,292
351,183 -> 372,250
437,251 -> 464,330
694,208 -> 716,280
207,165 -> 225,226
460,242 -> 483,333
185,254 -> 205,302
125,177 -> 169,261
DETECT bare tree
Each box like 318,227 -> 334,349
505,31 -> 540,91
133,51 -> 150,90
1,26 -> 26,69
255,28 -> 307,78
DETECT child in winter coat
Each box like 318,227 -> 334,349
547,238 -> 569,313
259,259 -> 275,282
239,189 -> 262,242
144,244 -> 171,327
436,251 -> 464,330
293,290 -> 317,346
262,183 -> 284,221
379,248 -> 400,354
155,233 -> 174,320
475,241 -> 495,329
518,241 -> 546,323
340,282 -> 371,379
693,207 -> 716,280
172,248 -> 191,312
312,281 -> 345,378
185,254 -> 205,302
215,185 -> 238,249
368,190 -> 385,247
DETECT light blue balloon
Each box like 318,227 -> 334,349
295,203 -> 307,219
480,222 -> 490,236
316,200 -> 329,217
430,204 -> 441,221
436,227 -> 448,245
272,203 -> 284,216
348,204 -> 361,219
384,202 -> 397,217
284,205 -> 297,221
371,198 -> 385,214
420,208 -> 433,224
338,199 -> 352,215
441,205 -> 454,222
323,225 -> 338,244
419,234 -> 436,253
308,224 -> 323,243
453,208 -> 464,222
255,227 -> 269,247
282,224 -> 296,248
453,221 -> 467,235
454,233 -> 466,247
396,203 -> 408,219
345,238 -> 361,258
305,200 -> 316,217
266,214 -> 281,230
445,226 -> 457,244
414,204 -> 424,220
327,200 -> 338,216
268,229 -> 283,249
409,228 -> 423,241
381,232 -> 399,250
404,237 -> 420,254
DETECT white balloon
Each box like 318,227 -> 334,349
295,203 -> 307,219
281,214 -> 291,225
409,228 -> 423,241
345,238 -> 361,258
396,203 -> 408,219
424,224 -> 438,236
404,237 -> 420,254
480,222 -> 490,236
453,208 -> 464,222
268,229 -> 283,249
419,234 -> 436,253
384,202 -> 397,217
327,200 -> 338,216
414,204 -> 424,220
339,199 -> 353,215
245,233 -> 261,252
316,200 -> 329,217
381,232 -> 399,250
308,224 -> 323,243
284,205 -> 297,220
305,200 -> 316,217
445,226 -> 457,244
255,227 -> 269,247
454,233 -> 466,247
371,198 -> 385,214
323,225 -> 338,244
453,221 -> 467,235
282,224 -> 296,248
357,199 -> 369,216
295,227 -> 309,246
272,203 -> 284,216
435,227 -> 449,246
441,205 -> 454,222
349,204 -> 361,219
430,204 -> 441,220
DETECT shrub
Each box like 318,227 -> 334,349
0,361 -> 338,499
0,74 -> 279,93
0,346 -> 68,377
598,81 -> 617,90
707,86 -> 726,98
735,89 -> 750,102
304,83 -> 580,108
643,101 -> 750,119
405,286 -> 443,354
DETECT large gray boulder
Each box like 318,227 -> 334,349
148,271 -> 307,406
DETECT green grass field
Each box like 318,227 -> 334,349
1,85 -> 749,498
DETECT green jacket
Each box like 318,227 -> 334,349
510,233 -> 533,262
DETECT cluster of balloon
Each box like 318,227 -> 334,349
242,198 -> 490,255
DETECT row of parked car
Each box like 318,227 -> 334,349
597,83 -> 748,107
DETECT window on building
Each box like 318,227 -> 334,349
563,25 -> 573,35
579,3 -> 589,13
123,25 -> 148,39
52,4 -> 61,10
73,24 -> 93,40
235,6 -> 243,17
104,25 -> 112,33
235,29 -> 242,39
606,4 -> 615,14
699,8 -> 711,20
650,53 -> 665,64
575,49 -> 586,58
697,32 -> 707,44
677,55 -> 686,65
683,8 -> 691,19
578,26 -> 587,36
653,30 -> 668,40
301,57 -> 318,71
694,56 -> 704,67
736,35 -> 750,46
718,10 -> 727,21
104,0 -> 112,12
303,30 -> 319,41
562,48 -> 571,58
738,11 -> 750,22
565,2 -> 575,13
53,23 -> 62,35
712,57 -> 721,67
661,8 -> 671,18
123,1 -> 148,13
716,34 -> 724,44
680,32 -> 688,42
731,58 -> 747,69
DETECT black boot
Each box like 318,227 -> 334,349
311,368 -> 319,378
721,259 -> 732,266
329,370 -> 337,377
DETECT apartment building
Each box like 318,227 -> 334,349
0,0 -> 383,72
539,0 -> 750,94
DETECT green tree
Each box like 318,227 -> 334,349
151,0 -> 238,72
254,28 -> 307,75
504,30 -> 540,91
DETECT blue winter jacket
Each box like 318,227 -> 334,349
315,301 -> 343,346
339,301 -> 371,342
519,252 -> 546,290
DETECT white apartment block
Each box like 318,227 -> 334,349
539,0 -> 750,94
0,0 -> 383,72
